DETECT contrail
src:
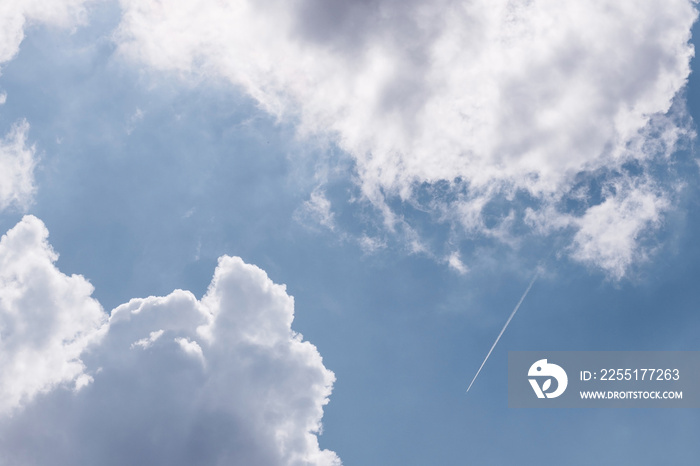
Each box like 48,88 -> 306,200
466,271 -> 539,393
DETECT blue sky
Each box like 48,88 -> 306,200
0,1 -> 699,465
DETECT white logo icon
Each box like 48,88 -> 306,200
528,359 -> 568,399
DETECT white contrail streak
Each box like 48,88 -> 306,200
466,271 -> 539,393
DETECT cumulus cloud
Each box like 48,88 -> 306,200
0,215 -> 107,414
0,218 -> 339,465
117,0 -> 698,277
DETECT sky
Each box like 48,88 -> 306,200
0,1 -> 699,465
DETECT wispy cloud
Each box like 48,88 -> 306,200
0,0 -> 92,64
297,187 -> 337,231
0,0 -> 97,212
0,121 -> 36,211
446,251 -> 468,275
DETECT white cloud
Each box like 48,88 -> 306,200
0,0 -> 92,64
117,0 -> 698,277
126,107 -> 144,134
358,234 -> 386,254
297,187 -> 336,231
0,120 -> 36,211
0,4 -> 110,409
130,329 -> 164,349
568,180 -> 669,280
174,336 -> 205,365
0,215 -> 107,414
446,251 -> 468,275
0,219 -> 340,465
0,0 -> 96,212
526,176 -> 672,278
